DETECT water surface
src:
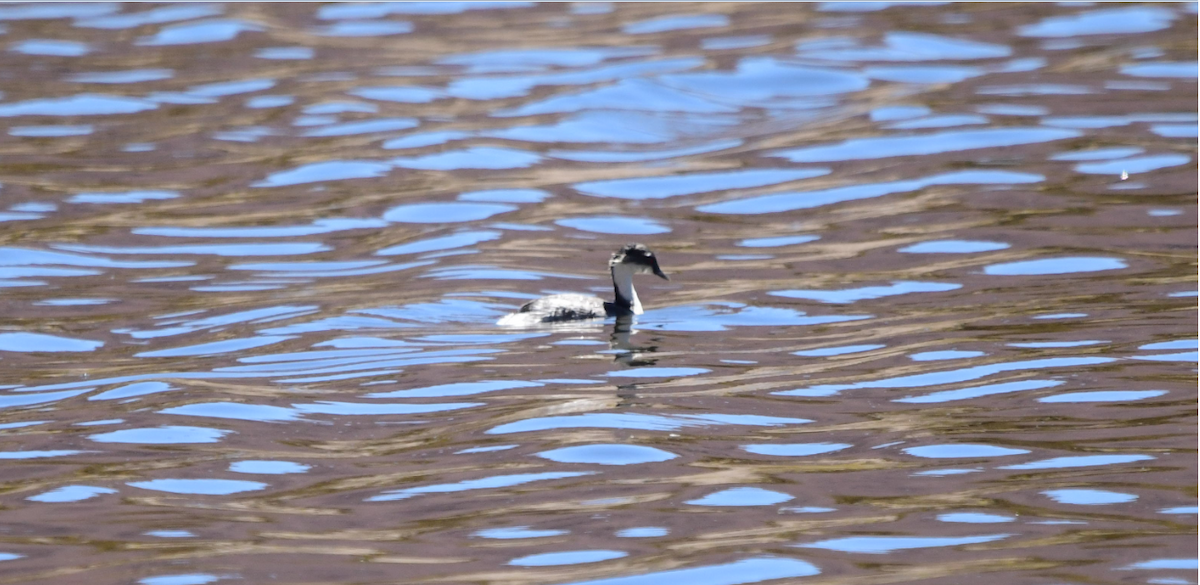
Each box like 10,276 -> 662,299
0,3 -> 1194,585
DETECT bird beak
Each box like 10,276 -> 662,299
652,261 -> 669,281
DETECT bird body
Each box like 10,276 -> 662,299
514,293 -> 610,321
499,244 -> 668,325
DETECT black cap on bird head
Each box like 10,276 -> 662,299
610,243 -> 668,280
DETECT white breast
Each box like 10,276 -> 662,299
611,263 -> 642,314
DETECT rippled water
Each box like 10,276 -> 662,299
0,3 -> 1196,584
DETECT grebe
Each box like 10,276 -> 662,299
498,244 -> 668,324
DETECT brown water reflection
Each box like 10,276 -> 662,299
0,2 -> 1195,584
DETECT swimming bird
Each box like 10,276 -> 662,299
498,244 -> 668,324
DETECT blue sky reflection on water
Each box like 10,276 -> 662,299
0,2 -> 1192,583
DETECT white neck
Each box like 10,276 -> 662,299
611,263 -> 642,314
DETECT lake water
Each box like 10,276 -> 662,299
0,3 -> 1196,584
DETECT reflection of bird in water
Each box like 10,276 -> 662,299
609,314 -> 658,366
611,314 -> 659,407
498,244 -> 669,325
